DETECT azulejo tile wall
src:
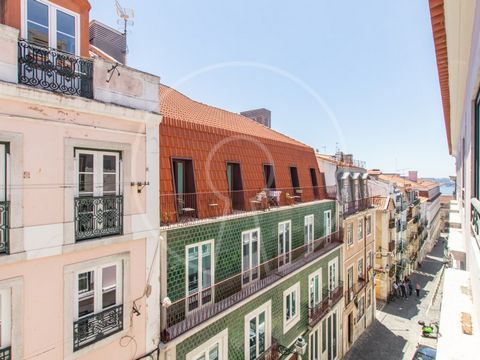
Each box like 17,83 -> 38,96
164,201 -> 337,301
174,246 -> 342,360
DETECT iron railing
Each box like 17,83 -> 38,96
0,201 -> 9,254
257,339 -> 280,360
160,186 -> 335,226
388,218 -> 395,229
308,282 -> 344,327
388,240 -> 395,252
74,195 -> 123,241
73,304 -> 123,351
345,280 -> 366,305
161,231 -> 342,342
18,39 -> 93,98
472,198 -> 480,246
0,346 -> 11,360
342,197 -> 378,217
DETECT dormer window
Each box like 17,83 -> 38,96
24,0 -> 79,54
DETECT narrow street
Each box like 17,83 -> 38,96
344,237 -> 446,360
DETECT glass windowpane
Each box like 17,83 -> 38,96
28,0 -> 48,26
57,10 -> 75,36
102,265 -> 116,309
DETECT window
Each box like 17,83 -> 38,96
367,288 -> 371,308
283,282 -> 300,333
263,164 -> 276,189
172,158 -> 197,218
366,216 -> 371,235
328,257 -> 338,294
0,143 -> 9,254
347,223 -> 353,245
226,162 -> 244,211
366,251 -> 372,270
186,329 -> 228,360
186,240 -> 214,312
242,229 -> 260,285
310,168 -> 320,198
357,296 -> 365,321
74,262 -> 123,351
289,166 -> 300,190
475,89 -> 480,197
305,215 -> 314,252
245,302 -> 271,360
24,0 -> 79,54
278,221 -> 291,267
309,327 -> 320,360
75,149 -> 122,240
358,220 -> 363,241
0,289 -> 11,353
347,266 -> 354,291
358,258 -> 364,280
309,269 -> 322,310
324,210 -> 332,241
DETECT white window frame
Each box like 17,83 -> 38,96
0,288 -> 11,350
347,223 -> 353,246
278,220 -> 292,267
358,220 -> 363,242
244,301 -> 272,360
305,214 -> 314,252
74,260 -> 123,321
186,328 -> 228,360
357,296 -> 365,320
309,326 -> 320,360
185,239 -> 215,314
366,251 -> 372,270
283,282 -> 300,333
357,258 -> 364,280
366,215 -> 372,235
328,257 -> 339,294
309,268 -> 322,310
324,210 -> 332,241
21,0 -> 81,55
74,149 -> 121,197
242,229 -> 260,286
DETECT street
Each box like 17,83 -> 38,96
344,237 -> 446,360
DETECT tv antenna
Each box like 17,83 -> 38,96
115,1 -> 134,53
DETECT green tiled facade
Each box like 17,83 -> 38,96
174,247 -> 342,359
162,200 -> 341,359
165,201 -> 337,301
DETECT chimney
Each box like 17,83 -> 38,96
240,108 -> 271,128
408,171 -> 418,182
89,20 -> 127,64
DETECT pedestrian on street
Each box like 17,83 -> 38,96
408,279 -> 413,296
416,282 -> 421,297
400,281 -> 407,299
393,282 -> 399,298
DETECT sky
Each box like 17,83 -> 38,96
91,0 -> 455,178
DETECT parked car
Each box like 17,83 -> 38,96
413,346 -> 437,359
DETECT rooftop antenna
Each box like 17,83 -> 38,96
115,0 -> 134,55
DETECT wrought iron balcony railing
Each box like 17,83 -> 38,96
388,240 -> 395,252
160,186 -> 335,226
74,195 -> 123,241
161,231 -> 342,342
345,279 -> 366,306
0,346 -> 11,360
0,201 -> 9,254
308,282 -> 344,327
18,39 -> 93,99
471,198 -> 480,246
257,339 -> 280,360
73,304 -> 123,351
389,218 -> 395,229
342,197 -> 378,217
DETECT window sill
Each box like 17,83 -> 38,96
283,315 -> 300,334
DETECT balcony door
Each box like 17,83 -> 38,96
310,168 -> 320,199
324,210 -> 332,243
172,159 -> 197,218
323,311 -> 338,360
278,221 -> 291,268
186,240 -> 214,313
0,289 -> 11,354
226,162 -> 244,211
328,257 -> 338,295
0,144 -> 8,254
75,149 -> 121,240
263,164 -> 276,189
305,215 -> 314,253
242,229 -> 260,286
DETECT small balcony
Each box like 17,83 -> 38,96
74,196 -> 123,241
345,279 -> 366,305
0,346 -> 11,360
342,197 -> 378,217
472,198 -> 480,243
18,39 -> 93,99
257,339 -> 280,360
160,186 -> 335,226
161,231 -> 342,342
0,201 -> 9,254
308,282 -> 344,327
73,304 -> 123,352
389,218 -> 395,229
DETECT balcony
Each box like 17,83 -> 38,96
18,39 -> 93,99
342,197 -> 378,217
0,346 -> 11,360
74,196 -> 123,241
308,282 -> 344,327
257,339 -> 280,360
345,279 -> 366,305
471,198 -> 480,243
160,186 -> 335,226
161,232 -> 342,342
0,201 -> 9,254
73,304 -> 123,351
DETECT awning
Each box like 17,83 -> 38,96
362,173 -> 369,180
341,172 -> 351,180
352,173 -> 361,180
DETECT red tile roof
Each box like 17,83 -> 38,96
159,84 -> 310,148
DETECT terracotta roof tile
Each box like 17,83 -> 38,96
160,84 -> 310,148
